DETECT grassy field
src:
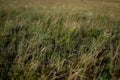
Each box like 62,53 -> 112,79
0,0 -> 120,80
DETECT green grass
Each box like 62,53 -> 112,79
0,0 -> 120,80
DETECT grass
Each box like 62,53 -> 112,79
0,0 -> 120,80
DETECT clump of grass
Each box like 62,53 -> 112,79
0,0 -> 120,80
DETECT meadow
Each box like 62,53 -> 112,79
0,0 -> 120,80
